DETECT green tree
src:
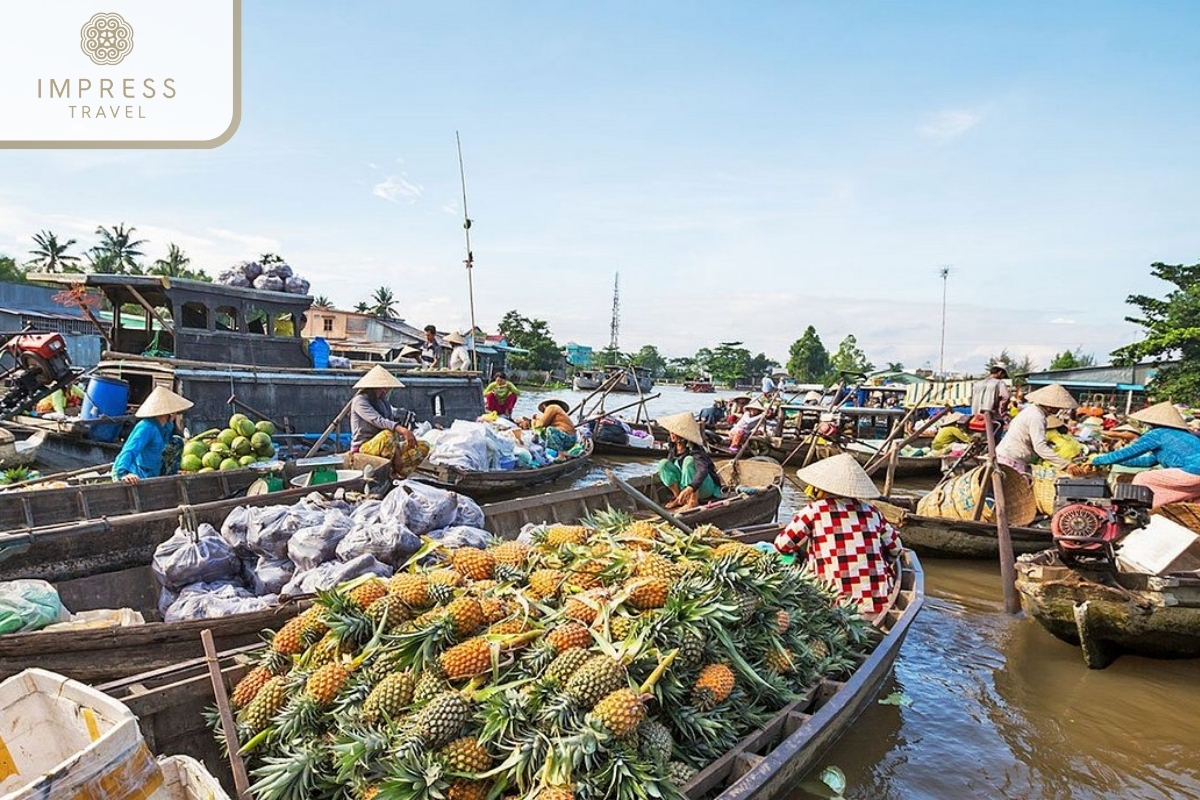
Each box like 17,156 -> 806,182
92,223 -> 146,274
353,301 -> 370,313
366,286 -> 397,318
0,256 -> 27,284
149,243 -> 211,281
592,346 -> 625,368
27,230 -> 80,273
884,361 -> 905,372
630,345 -> 666,377
747,353 -> 779,382
1113,261 -> 1200,403
664,356 -> 697,380
1048,348 -> 1095,371
830,334 -> 874,377
706,341 -> 753,387
312,295 -> 333,309
787,326 -> 831,383
986,349 -> 1037,381
497,310 -> 561,371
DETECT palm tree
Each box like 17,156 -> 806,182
92,223 -> 147,274
367,286 -> 397,319
312,295 -> 333,309
149,243 -> 191,277
28,230 -> 81,273
885,361 -> 905,372
85,250 -> 121,274
353,301 -> 370,314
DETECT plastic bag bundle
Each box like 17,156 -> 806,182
281,554 -> 392,596
285,276 -> 310,295
253,274 -> 284,292
238,260 -> 263,281
152,523 -> 242,592
264,262 -> 293,280
335,520 -> 422,566
288,510 -> 355,570
451,494 -> 485,528
352,499 -> 383,527
380,481 -> 458,535
427,525 -> 491,550
300,492 -> 353,515
220,506 -> 254,555
157,586 -> 177,618
164,582 -> 277,622
0,579 -> 68,634
216,268 -> 250,288
252,556 -> 295,596
423,421 -> 491,470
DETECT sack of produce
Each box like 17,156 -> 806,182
351,499 -> 383,527
252,556 -> 295,596
219,505 -> 255,555
288,510 -> 355,570
335,520 -> 422,566
245,505 -> 293,558
152,523 -> 242,592
451,493 -> 485,528
0,579 -> 68,634
237,260 -> 263,281
157,586 -> 178,617
281,554 -> 392,596
285,276 -> 310,295
265,262 -> 293,280
422,422 -> 491,470
164,581 -> 277,622
380,480 -> 458,535
426,525 -> 490,550
253,274 -> 284,292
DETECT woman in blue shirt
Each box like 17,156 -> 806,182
1091,401 -> 1200,507
112,386 -> 193,484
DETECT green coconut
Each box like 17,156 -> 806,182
251,431 -> 273,454
209,441 -> 230,456
198,467 -> 216,473
229,413 -> 249,431
183,440 -> 208,459
219,457 -> 241,471
238,455 -> 257,467
237,418 -> 257,438
201,451 -> 224,470
231,436 -> 252,456
217,428 -> 237,447
254,420 -> 276,436
180,454 -> 203,473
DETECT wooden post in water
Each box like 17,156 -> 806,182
983,411 -> 1020,614
883,443 -> 899,497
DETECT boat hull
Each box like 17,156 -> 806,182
1016,551 -> 1200,668
896,513 -> 1052,559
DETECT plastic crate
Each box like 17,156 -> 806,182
1055,476 -> 1107,500
149,756 -> 231,800
0,668 -> 161,800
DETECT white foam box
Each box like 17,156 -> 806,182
0,668 -> 161,800
149,755 -> 231,800
1117,515 -> 1200,576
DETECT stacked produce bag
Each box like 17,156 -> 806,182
422,419 -> 584,471
217,257 -> 311,295
152,482 -> 487,621
218,512 -> 871,800
180,413 -> 279,473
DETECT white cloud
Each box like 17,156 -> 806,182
372,175 -> 424,204
1050,317 -> 1076,324
918,110 -> 982,144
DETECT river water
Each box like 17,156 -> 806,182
513,384 -> 1200,800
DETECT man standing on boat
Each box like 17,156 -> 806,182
971,364 -> 1012,433
420,325 -> 442,370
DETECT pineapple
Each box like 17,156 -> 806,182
446,780 -> 488,800
489,540 -> 529,567
468,579 -> 499,595
439,637 -> 492,681
546,622 -> 591,654
764,647 -> 795,675
667,761 -> 697,787
563,593 -> 603,626
487,616 -> 531,636
439,736 -> 492,773
348,578 -> 388,610
637,718 -> 674,765
479,597 -> 510,623
609,614 -> 637,641
620,519 -> 661,542
544,647 -> 593,684
533,787 -> 576,800
529,569 -> 566,599
564,654 -> 627,708
713,541 -> 761,563
414,670 -> 451,703
666,627 -> 706,669
545,524 -> 589,547
692,663 -> 735,710
231,665 -> 273,709
591,688 -> 648,736
451,547 -> 495,580
415,691 -> 472,748
635,552 -> 680,582
275,661 -> 351,739
493,562 -> 528,584
774,609 -> 791,635
238,674 -> 288,733
624,577 -> 669,610
428,567 -> 465,588
389,573 -> 432,608
269,614 -> 311,657
362,670 -> 416,723
366,594 -> 411,632
307,661 -> 351,705
445,597 -> 486,638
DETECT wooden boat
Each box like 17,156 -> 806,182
1015,549 -> 1200,668
97,530 -> 923,800
844,441 -> 944,478
0,429 -> 44,469
684,379 -> 715,393
590,421 -> 668,458
880,496 -> 1052,559
572,365 -> 654,394
415,438 -> 595,500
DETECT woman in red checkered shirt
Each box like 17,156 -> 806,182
774,453 -> 903,616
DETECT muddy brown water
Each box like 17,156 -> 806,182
517,386 -> 1200,800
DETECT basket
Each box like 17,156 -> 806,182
1153,501 -> 1200,535
1031,464 -> 1064,516
916,464 -> 1037,527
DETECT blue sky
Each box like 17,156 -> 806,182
2,1 -> 1198,373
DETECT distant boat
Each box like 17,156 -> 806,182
683,378 -> 715,393
571,365 -> 653,394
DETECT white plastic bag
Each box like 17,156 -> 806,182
288,510 -> 355,570
252,556 -> 295,596
380,481 -> 458,535
451,494 -> 485,528
281,554 -> 392,596
152,524 -> 242,592
335,521 -> 422,566
427,525 -> 491,550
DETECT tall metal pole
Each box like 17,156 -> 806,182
938,266 -> 950,377
457,131 -> 478,371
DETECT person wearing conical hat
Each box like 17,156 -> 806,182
656,412 -> 722,510
775,453 -> 903,616
482,371 -> 520,418
930,412 -> 974,455
350,365 -> 428,477
395,344 -> 421,364
728,400 -> 766,454
112,386 -> 194,484
995,383 -> 1080,476
1090,401 -> 1200,507
445,332 -> 472,372
519,399 -> 578,456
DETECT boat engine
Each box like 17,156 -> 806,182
0,332 -> 79,420
1051,478 -> 1153,565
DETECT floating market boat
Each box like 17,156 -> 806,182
572,365 -> 655,394
1015,549 -> 1200,669
684,378 -> 715,393
843,440 -> 944,478
96,529 -> 923,800
589,421 -> 669,458
879,497 -> 1052,559
414,438 -> 595,500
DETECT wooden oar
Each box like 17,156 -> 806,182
577,394 -> 661,426
863,407 -> 951,476
201,629 -> 252,799
305,398 -> 354,458
606,468 -> 694,534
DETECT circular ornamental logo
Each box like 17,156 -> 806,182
80,12 -> 134,65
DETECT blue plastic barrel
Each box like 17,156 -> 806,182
310,337 -> 330,369
81,376 -> 130,442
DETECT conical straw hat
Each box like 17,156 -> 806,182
1131,401 -> 1189,431
136,386 -> 193,418
795,453 -> 880,500
1024,384 -> 1078,410
1044,415 -> 1066,430
803,391 -> 822,403
355,365 -> 405,390
398,346 -> 420,359
445,332 -> 467,345
657,412 -> 704,446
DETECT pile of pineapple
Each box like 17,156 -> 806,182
222,510 -> 872,800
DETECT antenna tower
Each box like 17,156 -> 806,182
608,272 -> 620,351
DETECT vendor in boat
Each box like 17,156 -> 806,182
112,386 -> 192,484
1089,402 -> 1200,507
395,344 -> 421,365
1044,415 -> 1084,461
697,397 -> 726,430
520,399 -> 577,455
930,412 -> 973,454
483,371 -> 520,418
775,453 -> 902,616
726,395 -> 751,425
656,412 -> 722,511
995,384 -> 1079,476
728,400 -> 766,453
350,365 -> 428,477
446,332 -> 472,371
971,364 -> 1012,432
420,324 -> 442,369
